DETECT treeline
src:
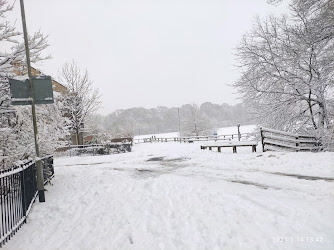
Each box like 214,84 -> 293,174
87,102 -> 252,137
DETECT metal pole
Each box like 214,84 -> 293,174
178,107 -> 181,143
19,0 -> 45,202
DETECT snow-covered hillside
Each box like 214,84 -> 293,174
5,140 -> 334,250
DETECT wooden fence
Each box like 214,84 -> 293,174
0,156 -> 54,247
134,133 -> 250,144
260,127 -> 322,152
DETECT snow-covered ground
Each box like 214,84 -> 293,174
5,140 -> 334,249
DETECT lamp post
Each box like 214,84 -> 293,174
19,0 -> 45,202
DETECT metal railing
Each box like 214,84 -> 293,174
0,156 -> 54,247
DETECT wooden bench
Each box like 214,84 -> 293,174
200,141 -> 258,153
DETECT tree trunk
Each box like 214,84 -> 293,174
318,102 -> 327,129
308,90 -> 318,130
76,128 -> 80,146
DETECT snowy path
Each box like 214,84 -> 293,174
5,143 -> 334,250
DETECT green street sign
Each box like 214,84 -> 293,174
9,76 -> 54,105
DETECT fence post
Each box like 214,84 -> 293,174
260,127 -> 265,152
237,124 -> 241,141
296,136 -> 299,151
20,167 -> 27,223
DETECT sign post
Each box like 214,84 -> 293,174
19,0 -> 45,202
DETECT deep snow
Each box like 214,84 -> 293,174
4,141 -> 334,250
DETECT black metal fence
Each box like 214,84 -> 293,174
0,156 -> 54,247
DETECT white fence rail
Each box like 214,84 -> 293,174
134,133 -> 250,144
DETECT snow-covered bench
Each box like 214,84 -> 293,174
200,141 -> 258,153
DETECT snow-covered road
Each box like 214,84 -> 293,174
5,143 -> 334,250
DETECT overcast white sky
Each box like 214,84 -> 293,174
8,0 -> 289,115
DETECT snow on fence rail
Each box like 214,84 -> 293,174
0,156 -> 54,248
134,133 -> 250,144
260,127 -> 322,152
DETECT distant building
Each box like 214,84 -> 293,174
12,62 -> 68,95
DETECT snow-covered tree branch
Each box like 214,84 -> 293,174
234,0 -> 334,135
0,0 -> 68,169
59,60 -> 101,145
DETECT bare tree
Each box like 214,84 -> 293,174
181,104 -> 212,136
59,60 -> 101,145
234,0 -> 334,133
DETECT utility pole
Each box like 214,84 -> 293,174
20,0 -> 45,202
178,107 -> 181,143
